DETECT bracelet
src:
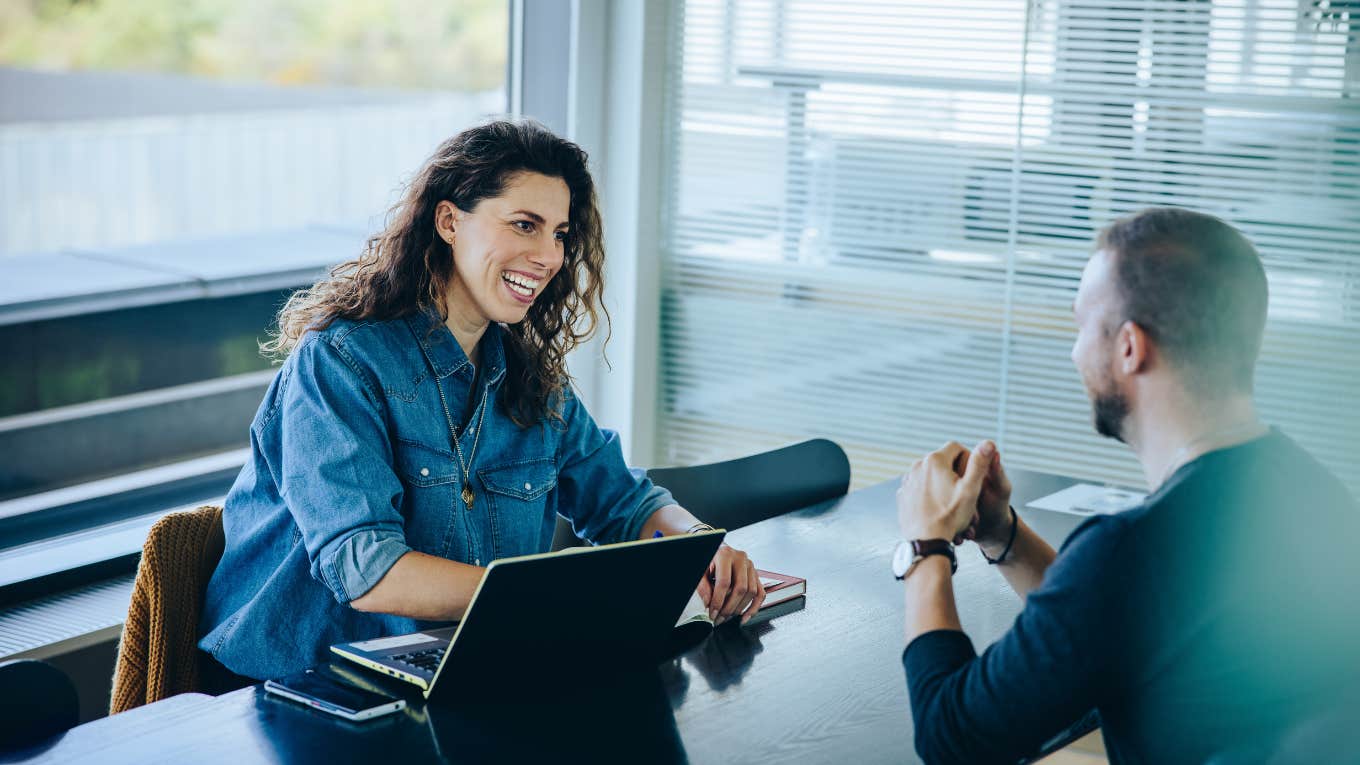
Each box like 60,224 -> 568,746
687,522 -> 716,534
981,505 -> 1018,565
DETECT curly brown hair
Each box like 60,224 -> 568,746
264,119 -> 607,427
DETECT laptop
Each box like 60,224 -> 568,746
331,529 -> 725,702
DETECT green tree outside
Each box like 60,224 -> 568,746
0,0 -> 507,92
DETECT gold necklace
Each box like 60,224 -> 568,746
435,374 -> 488,510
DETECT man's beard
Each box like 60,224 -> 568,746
1091,382 -> 1130,443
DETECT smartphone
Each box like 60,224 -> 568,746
264,669 -> 407,721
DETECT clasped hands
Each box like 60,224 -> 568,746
896,440 -> 1014,551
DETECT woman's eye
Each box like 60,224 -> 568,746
554,231 -> 568,242
513,220 -> 535,233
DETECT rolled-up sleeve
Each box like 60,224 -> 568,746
271,336 -> 411,605
554,389 -> 675,545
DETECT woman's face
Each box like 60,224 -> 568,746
438,171 -> 570,328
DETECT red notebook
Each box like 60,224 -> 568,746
757,569 -> 807,608
669,568 -> 808,652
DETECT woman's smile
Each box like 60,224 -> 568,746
500,269 -> 542,304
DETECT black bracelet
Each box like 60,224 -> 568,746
981,505 -> 1018,565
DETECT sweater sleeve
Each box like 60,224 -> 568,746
902,515 -> 1134,765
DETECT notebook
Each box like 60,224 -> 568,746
664,568 -> 807,653
330,530 -> 725,701
758,569 -> 807,607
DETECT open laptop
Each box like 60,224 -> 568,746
330,529 -> 725,702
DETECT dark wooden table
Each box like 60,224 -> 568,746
6,469 -> 1090,764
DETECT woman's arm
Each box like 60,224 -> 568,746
553,393 -> 675,545
638,502 -> 706,538
548,390 -> 767,623
641,503 -> 767,625
349,504 -> 768,623
349,552 -> 484,621
273,338 -> 420,610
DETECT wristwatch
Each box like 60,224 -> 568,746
892,539 -> 957,579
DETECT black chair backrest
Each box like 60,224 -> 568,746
552,439 -> 850,550
0,659 -> 79,751
646,438 -> 850,532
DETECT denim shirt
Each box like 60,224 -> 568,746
198,307 -> 675,679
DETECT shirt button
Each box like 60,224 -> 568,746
474,558 -> 481,566
420,467 -> 430,477
523,482 -> 532,491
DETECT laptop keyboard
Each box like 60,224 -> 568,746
391,646 -> 446,674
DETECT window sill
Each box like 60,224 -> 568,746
0,495 -> 225,607
0,575 -> 135,661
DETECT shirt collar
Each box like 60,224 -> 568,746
405,304 -> 508,388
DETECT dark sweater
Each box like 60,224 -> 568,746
903,430 -> 1360,765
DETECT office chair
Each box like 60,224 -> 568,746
552,438 -> 851,550
0,659 -> 79,750
110,504 -> 226,713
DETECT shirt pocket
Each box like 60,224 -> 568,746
393,438 -> 460,558
478,457 -> 558,559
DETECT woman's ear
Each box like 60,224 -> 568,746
434,200 -> 459,244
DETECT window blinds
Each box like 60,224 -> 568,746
657,0 -> 1359,495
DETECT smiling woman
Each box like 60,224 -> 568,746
263,121 -> 606,429
198,120 -> 765,684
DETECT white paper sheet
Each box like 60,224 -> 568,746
1027,483 -> 1147,516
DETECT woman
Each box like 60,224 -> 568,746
198,120 -> 765,683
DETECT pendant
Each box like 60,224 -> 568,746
461,485 -> 475,510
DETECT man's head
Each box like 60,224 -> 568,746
1071,208 -> 1269,442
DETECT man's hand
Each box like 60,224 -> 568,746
697,544 -> 766,625
940,440 -> 1012,547
966,439 -> 1013,548
897,441 -> 994,542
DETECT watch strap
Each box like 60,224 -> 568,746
900,538 -> 957,578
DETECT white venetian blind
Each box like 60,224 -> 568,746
657,0 -> 1360,496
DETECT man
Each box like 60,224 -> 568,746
894,208 -> 1360,764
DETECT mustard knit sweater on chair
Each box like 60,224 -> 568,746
110,504 -> 225,714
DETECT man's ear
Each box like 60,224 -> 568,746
1117,320 -> 1153,376
434,200 -> 461,243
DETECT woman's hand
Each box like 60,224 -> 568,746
697,544 -> 766,625
638,505 -> 767,624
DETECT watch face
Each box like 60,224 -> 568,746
892,541 -> 913,579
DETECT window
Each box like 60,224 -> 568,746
1,0 -> 507,256
658,0 -> 1360,494
0,1 -> 508,558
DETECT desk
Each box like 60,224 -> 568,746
5,469 -> 1091,764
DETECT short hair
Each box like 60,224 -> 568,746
1096,207 -> 1268,394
